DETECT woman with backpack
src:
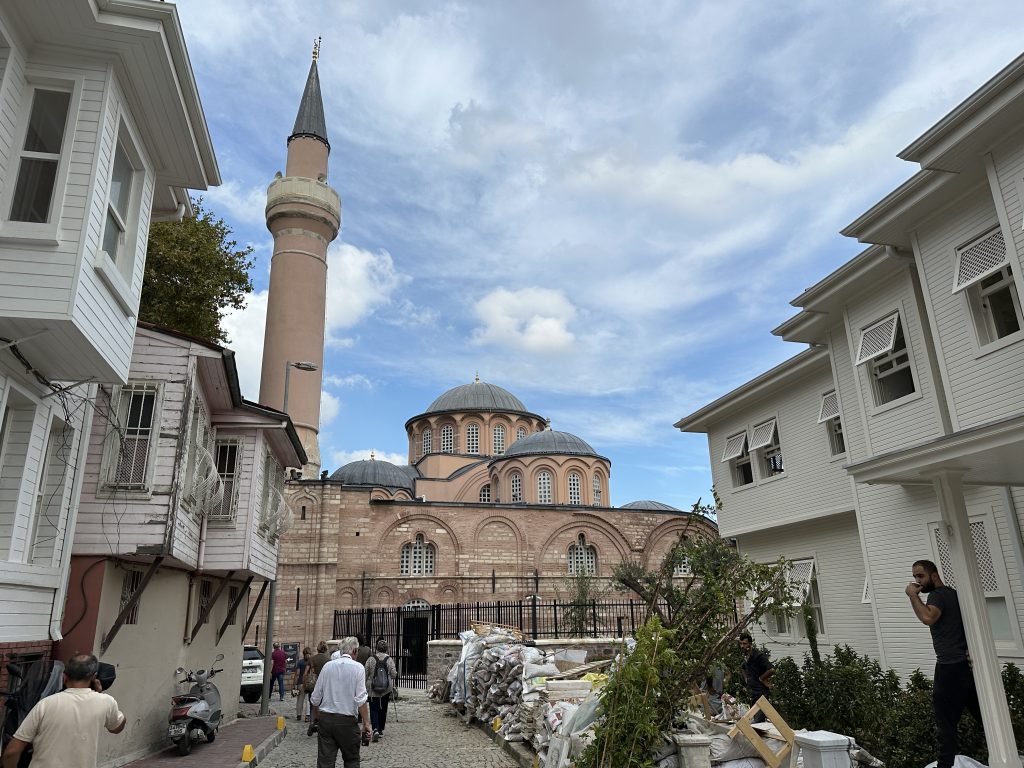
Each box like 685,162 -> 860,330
294,647 -> 313,722
364,639 -> 398,741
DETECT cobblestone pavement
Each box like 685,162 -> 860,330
247,689 -> 519,768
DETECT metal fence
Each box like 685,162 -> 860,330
333,598 -> 650,689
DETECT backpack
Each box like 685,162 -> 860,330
304,665 -> 317,693
370,654 -> 391,695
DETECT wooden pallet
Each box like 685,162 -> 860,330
726,696 -> 795,768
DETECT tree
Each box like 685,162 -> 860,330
139,199 -> 254,343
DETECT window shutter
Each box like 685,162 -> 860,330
855,312 -> 900,365
721,432 -> 747,462
953,228 -> 1008,293
789,558 -> 816,605
817,391 -> 840,423
748,419 -> 778,451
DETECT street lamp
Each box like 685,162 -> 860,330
282,360 -> 318,412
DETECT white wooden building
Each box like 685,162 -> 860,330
64,323 -> 305,765
0,0 -> 216,666
677,54 -> 1024,767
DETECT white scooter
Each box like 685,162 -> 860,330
167,653 -> 224,756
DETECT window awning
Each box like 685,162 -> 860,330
721,432 -> 748,462
817,391 -> 840,424
954,228 -> 1008,293
855,312 -> 900,365
748,419 -> 778,451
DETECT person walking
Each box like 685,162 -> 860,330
307,641 -> 330,736
738,632 -> 774,722
2,653 -> 126,768
355,635 -> 372,666
906,559 -> 985,768
364,639 -> 398,741
309,636 -> 372,768
295,646 -> 313,722
270,642 -> 288,702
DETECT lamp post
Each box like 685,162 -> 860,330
282,360 -> 318,412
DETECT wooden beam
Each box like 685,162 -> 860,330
188,570 -> 236,643
100,557 -> 164,655
241,580 -> 269,641
216,575 -> 254,645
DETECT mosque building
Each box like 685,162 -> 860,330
254,53 -> 716,652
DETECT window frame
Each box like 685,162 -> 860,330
479,483 -> 491,503
466,423 -> 480,454
592,473 -> 602,506
493,424 -> 506,455
208,438 -> 241,525
27,412 -> 69,567
421,428 -> 432,457
440,424 -> 454,454
510,472 -> 522,503
965,264 -> 1024,351
567,533 -> 597,575
400,533 -> 436,576
567,471 -> 582,505
99,382 -> 162,497
0,384 -> 42,561
537,470 -> 553,504
855,310 -> 919,411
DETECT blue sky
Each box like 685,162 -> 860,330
175,1 -> 1024,509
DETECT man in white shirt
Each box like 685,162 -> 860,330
310,636 -> 371,768
3,653 -> 125,768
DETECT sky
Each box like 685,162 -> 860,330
174,0 -> 1024,510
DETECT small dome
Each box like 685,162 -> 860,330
425,380 -> 528,414
620,500 -> 682,513
330,459 -> 419,491
502,430 -> 600,459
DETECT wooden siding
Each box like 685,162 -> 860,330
709,359 -> 854,537
0,584 -> 55,642
246,435 -> 280,580
203,429 -> 264,573
738,511 -> 878,662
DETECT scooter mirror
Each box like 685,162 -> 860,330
214,653 -> 224,663
175,667 -> 185,675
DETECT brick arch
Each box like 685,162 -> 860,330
528,462 -> 559,503
451,463 -> 491,502
288,491 -> 320,521
375,513 -> 462,566
535,516 -> 632,574
472,515 -> 524,574
641,516 -> 716,570
337,587 -> 358,610
437,581 -> 460,603
375,587 -> 395,607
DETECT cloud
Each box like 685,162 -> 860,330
472,287 -> 577,354
325,243 -> 410,337
324,374 -> 373,389
201,179 -> 268,228
320,391 -> 340,424
220,289 -> 267,401
329,449 -> 408,467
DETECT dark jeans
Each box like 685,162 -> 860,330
934,661 -> 983,768
272,671 -> 286,700
318,711 -> 361,768
749,688 -> 769,723
369,694 -> 390,733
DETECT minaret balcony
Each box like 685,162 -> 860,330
265,176 -> 341,234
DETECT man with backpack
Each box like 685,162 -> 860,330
363,640 -> 398,742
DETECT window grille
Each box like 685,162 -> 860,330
10,88 -> 71,223
762,432 -> 784,477
568,472 -> 582,505
441,425 -> 454,453
721,432 -> 747,462
493,425 -> 506,455
817,391 -> 840,423
856,312 -> 900,365
568,534 -> 597,574
479,483 -> 491,502
227,586 -> 239,626
954,228 -> 1009,293
592,474 -> 602,506
510,472 -> 522,502
259,452 -> 284,534
516,427 -> 527,442
673,554 -> 691,576
466,424 -> 480,454
400,534 -> 435,576
537,471 -> 553,503
119,570 -> 143,625
422,429 -> 432,456
198,579 -> 212,624
209,442 -> 239,522
111,385 -> 157,489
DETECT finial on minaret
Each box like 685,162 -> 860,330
370,449 -> 376,460
312,36 -> 321,61
474,371 -> 479,383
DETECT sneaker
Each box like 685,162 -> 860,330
371,730 -> 380,743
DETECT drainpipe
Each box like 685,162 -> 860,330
259,578 -> 277,715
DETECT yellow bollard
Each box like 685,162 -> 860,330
241,744 -> 255,762
277,715 -> 286,731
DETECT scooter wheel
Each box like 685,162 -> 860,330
175,736 -> 192,756
206,729 -> 216,744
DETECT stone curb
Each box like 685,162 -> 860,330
478,720 -> 535,768
237,724 -> 287,768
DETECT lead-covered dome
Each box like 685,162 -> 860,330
502,430 -> 601,459
620,500 -> 682,512
330,459 -> 419,491
425,380 -> 528,414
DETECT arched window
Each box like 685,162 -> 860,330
568,472 -> 582,504
467,424 -> 480,454
510,472 -> 522,502
673,557 -> 692,576
400,534 -> 435,576
568,534 -> 597,575
422,429 -> 432,456
592,474 -> 602,506
479,483 -> 491,502
441,425 -> 454,453
493,425 -> 506,455
516,426 -> 527,442
537,470 -> 552,504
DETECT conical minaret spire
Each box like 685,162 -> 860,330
258,44 -> 341,477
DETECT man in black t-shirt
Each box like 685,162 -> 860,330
906,559 -> 984,768
738,632 -> 774,722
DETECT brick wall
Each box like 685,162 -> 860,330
0,640 -> 55,698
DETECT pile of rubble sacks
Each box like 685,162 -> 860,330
428,623 -> 887,768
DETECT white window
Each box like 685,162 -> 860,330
789,559 -> 825,633
101,138 -> 139,280
441,425 -> 454,453
9,88 -> 71,223
400,534 -> 435,576
723,432 -> 753,487
422,428 -> 432,456
673,541 -> 691,576
182,395 -> 213,510
466,424 -> 480,454
568,472 -> 582,504
516,427 -> 527,442
259,452 -> 284,535
105,385 -> 158,491
209,441 -> 240,523
971,266 -> 1022,345
119,569 -> 143,626
856,313 -> 915,405
479,483 -> 491,503
510,472 -> 522,502
954,227 -> 1010,293
0,390 -> 35,558
28,415 -> 68,566
592,474 -> 602,506
750,419 -> 783,477
537,470 -> 553,504
765,610 -> 790,636
818,391 -> 845,456
493,425 -> 506,455
568,534 -> 597,575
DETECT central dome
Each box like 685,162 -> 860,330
502,430 -> 600,459
425,380 -> 528,414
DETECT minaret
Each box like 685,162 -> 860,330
259,41 -> 340,477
